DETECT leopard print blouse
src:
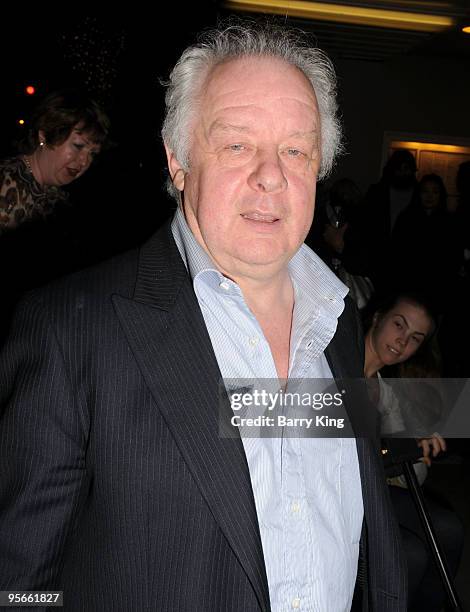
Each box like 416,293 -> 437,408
0,157 -> 69,235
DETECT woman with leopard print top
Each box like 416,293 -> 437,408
0,89 -> 110,235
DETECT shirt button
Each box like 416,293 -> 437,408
219,281 -> 230,291
292,597 -> 301,609
291,501 -> 301,513
249,336 -> 259,346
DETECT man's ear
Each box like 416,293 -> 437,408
164,144 -> 185,192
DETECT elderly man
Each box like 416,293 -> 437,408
0,22 -> 406,612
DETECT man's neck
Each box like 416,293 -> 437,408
237,271 -> 295,381
235,268 -> 293,316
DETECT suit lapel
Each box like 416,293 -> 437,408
326,301 -> 382,611
112,225 -> 270,611
325,306 -> 378,439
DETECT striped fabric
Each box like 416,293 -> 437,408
0,220 -> 407,611
172,208 -> 364,612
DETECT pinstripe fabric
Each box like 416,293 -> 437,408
0,221 -> 406,611
325,299 -> 407,611
172,208 -> 364,611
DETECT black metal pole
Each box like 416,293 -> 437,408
402,460 -> 465,612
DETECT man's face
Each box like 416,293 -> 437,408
167,56 -> 321,282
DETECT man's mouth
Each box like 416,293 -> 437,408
387,345 -> 401,357
241,212 -> 279,223
67,168 -> 80,178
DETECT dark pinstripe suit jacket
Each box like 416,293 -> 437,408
0,222 -> 407,611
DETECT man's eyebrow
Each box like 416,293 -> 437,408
288,130 -> 318,140
396,314 -> 425,336
209,121 -> 251,136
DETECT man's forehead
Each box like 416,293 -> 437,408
202,55 -> 317,101
208,119 -> 318,141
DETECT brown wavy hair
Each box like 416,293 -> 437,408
19,89 -> 110,154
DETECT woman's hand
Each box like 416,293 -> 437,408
417,434 -> 446,466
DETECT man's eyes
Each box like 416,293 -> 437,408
217,143 -> 312,169
223,144 -> 307,156
286,148 -> 303,157
226,143 -> 247,152
281,147 -> 312,163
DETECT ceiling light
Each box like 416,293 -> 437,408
223,0 -> 455,32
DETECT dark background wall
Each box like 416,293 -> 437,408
1,6 -> 221,256
331,54 -> 470,192
2,6 -> 469,241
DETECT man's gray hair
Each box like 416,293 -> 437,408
162,20 -> 343,199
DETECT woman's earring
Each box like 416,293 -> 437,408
39,141 -> 45,147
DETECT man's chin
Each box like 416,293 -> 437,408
221,251 -> 293,281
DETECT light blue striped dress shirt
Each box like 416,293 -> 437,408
172,208 -> 364,612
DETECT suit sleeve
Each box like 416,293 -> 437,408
0,294 -> 88,589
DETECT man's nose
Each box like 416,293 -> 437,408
247,150 -> 288,193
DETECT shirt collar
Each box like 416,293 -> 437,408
171,205 -> 349,313
171,206 -> 216,280
289,244 -> 349,325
